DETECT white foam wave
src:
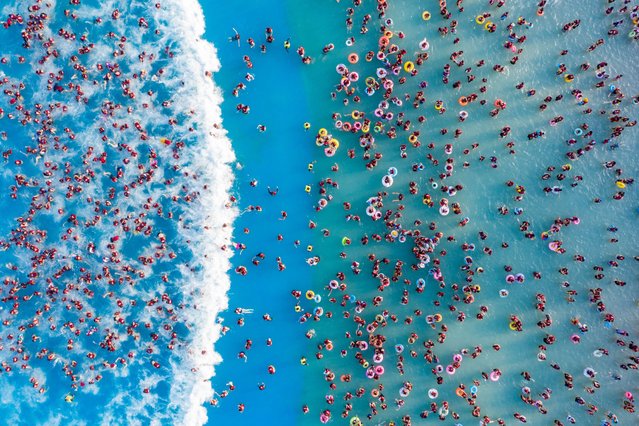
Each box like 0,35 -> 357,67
148,1 -> 237,424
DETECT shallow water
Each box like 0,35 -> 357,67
206,0 -> 639,425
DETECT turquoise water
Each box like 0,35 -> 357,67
207,0 -> 639,425
0,0 -> 637,425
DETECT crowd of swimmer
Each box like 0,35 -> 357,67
0,0 -> 225,407
223,0 -> 638,425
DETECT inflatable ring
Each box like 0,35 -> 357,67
294,305 -> 301,312
314,294 -> 322,303
408,134 -> 418,144
305,290 -> 315,300
458,96 -> 469,106
422,11 -> 431,21
318,128 -> 328,137
616,181 -> 626,189
428,388 -> 438,399
509,321 -> 517,330
564,74 -> 574,83
537,8 -> 544,16
484,21 -> 493,30
348,53 -> 359,64
431,182 -> 438,189
470,385 -> 478,394
476,15 -> 485,25
304,122 -> 311,130
329,138 -> 339,149
404,61 -> 415,72
499,289 -> 509,298
350,417 -> 362,426
574,128 -> 583,136
379,36 -> 390,47
346,39 -> 353,47
384,30 -> 393,38
434,313 -> 443,322
342,237 -> 351,246
371,388 -> 380,398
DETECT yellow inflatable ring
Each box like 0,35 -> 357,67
305,290 -> 315,300
422,11 -> 431,21
404,61 -> 415,72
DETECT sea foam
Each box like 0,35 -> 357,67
146,1 -> 238,424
